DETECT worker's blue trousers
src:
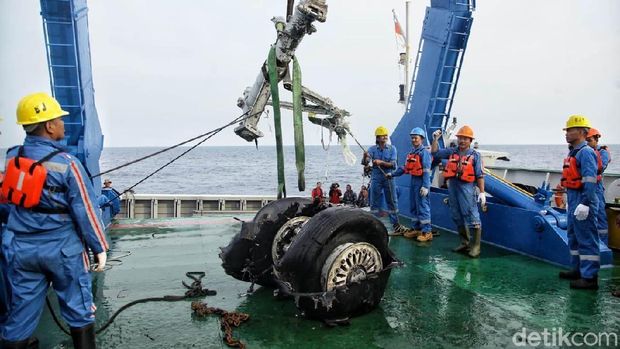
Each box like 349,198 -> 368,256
566,190 -> 600,279
0,229 -> 8,333
447,179 -> 480,229
370,176 -> 399,225
410,178 -> 431,232
1,228 -> 95,341
596,184 -> 608,245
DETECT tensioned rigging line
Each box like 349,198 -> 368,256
97,110 -> 253,206
91,111 -> 252,179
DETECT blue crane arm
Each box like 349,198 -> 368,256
40,0 -> 103,193
392,0 -> 475,151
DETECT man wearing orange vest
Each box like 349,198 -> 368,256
431,125 -> 485,257
389,127 -> 433,242
558,115 -> 600,290
585,128 -> 611,245
1,93 -> 108,348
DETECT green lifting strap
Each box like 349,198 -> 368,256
267,46 -> 286,199
292,56 -> 306,192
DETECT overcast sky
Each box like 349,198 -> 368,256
1,0 -> 618,148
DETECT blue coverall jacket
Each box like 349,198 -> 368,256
393,145 -> 432,232
566,142 -> 600,279
433,147 -> 484,229
101,187 -> 121,217
595,146 -> 610,244
2,135 -> 108,341
367,144 -> 399,225
0,203 -> 10,326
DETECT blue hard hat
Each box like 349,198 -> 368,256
409,127 -> 425,138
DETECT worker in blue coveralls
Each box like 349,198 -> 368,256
0,171 -> 11,335
387,127 -> 433,242
558,115 -> 600,290
362,126 -> 408,235
431,125 -> 486,258
1,92 -> 108,348
101,178 -> 121,217
585,128 -> 611,246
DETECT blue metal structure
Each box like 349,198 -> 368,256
39,0 -> 115,224
40,0 -> 103,187
391,0 -> 612,267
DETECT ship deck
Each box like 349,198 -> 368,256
37,215 -> 620,348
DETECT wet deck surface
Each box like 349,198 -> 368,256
37,215 -> 620,348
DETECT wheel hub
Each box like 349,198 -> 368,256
321,242 -> 383,291
272,216 -> 310,270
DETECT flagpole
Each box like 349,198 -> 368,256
404,0 -> 411,105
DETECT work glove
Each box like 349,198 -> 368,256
419,187 -> 429,197
432,130 -> 442,140
574,204 -> 590,221
94,252 -> 107,272
477,192 -> 486,206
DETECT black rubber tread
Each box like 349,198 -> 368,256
276,207 -> 394,319
277,207 -> 389,281
220,197 -> 323,287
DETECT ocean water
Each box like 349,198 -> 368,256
98,144 -> 619,195
2,144 -> 618,196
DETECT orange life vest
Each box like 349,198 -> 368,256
443,153 -> 476,183
554,184 -> 566,208
0,172 -> 6,204
561,150 -> 583,189
404,153 -> 423,176
594,149 -> 603,182
1,147 -> 62,208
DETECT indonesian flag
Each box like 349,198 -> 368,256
392,9 -> 406,48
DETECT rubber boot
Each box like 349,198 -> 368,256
27,337 -> 39,349
2,339 -> 30,349
71,323 -> 96,349
570,277 -> 598,290
452,226 -> 470,253
559,270 -> 581,280
468,227 -> 482,258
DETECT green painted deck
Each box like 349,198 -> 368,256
37,216 -> 620,348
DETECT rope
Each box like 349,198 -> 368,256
96,111 -> 252,205
91,111 -> 249,179
46,272 -> 217,336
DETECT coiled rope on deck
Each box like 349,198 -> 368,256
46,272 -> 217,336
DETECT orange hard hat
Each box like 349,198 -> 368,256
586,128 -> 601,139
455,125 -> 475,139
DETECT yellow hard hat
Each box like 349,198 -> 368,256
563,114 -> 591,130
16,92 -> 68,125
375,126 -> 389,136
